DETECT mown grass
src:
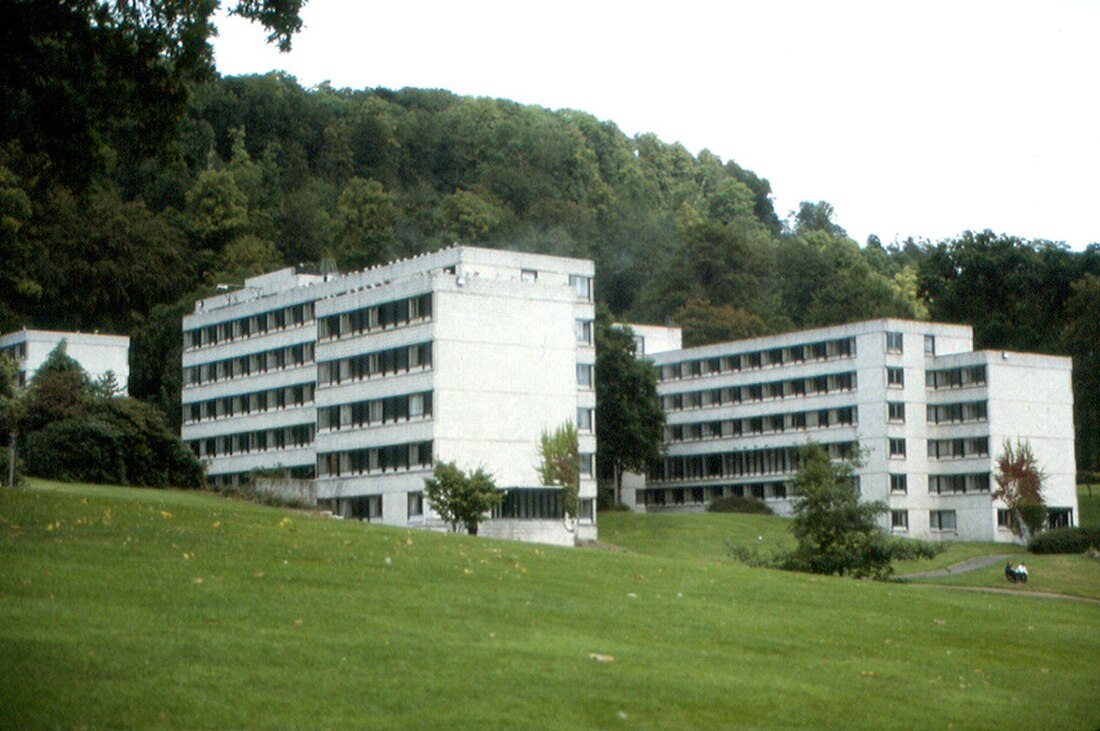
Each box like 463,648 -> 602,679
2,480 -> 1099,729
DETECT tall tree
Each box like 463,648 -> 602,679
594,313 -> 664,503
0,0 -> 305,186
1062,274 -> 1100,471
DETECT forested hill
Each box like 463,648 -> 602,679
0,72 -> 1097,469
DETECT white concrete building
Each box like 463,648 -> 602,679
0,329 -> 130,393
640,319 -> 1077,543
181,247 -> 597,545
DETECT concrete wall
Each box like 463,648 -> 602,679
0,329 -> 130,393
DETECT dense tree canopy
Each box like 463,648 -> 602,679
0,63 -> 1095,472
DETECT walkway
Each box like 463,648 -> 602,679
896,553 -> 1014,580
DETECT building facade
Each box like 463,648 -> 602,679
639,319 -> 1077,543
181,247 -> 597,544
0,329 -> 130,393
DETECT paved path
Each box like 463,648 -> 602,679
897,553 -> 1100,604
896,553 -> 1014,580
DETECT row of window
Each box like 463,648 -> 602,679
317,342 -> 432,386
657,337 -> 856,383
317,440 -> 434,477
636,482 -> 789,506
317,293 -> 432,340
926,365 -> 987,390
927,400 -> 988,424
889,472 -> 991,494
318,392 -> 433,431
661,371 -> 857,411
188,423 -> 316,458
183,382 -> 315,424
185,302 -> 315,350
928,437 -> 990,460
664,406 -> 857,443
490,488 -> 595,521
206,464 -> 316,487
184,342 -> 315,386
929,473 -> 991,494
891,509 -> 957,531
323,487 -> 598,523
648,441 -> 857,483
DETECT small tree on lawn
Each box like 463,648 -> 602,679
537,421 -> 579,520
766,443 -> 938,579
993,439 -> 1047,539
423,460 -> 501,536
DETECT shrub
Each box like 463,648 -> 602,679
1028,526 -> 1100,554
707,495 -> 774,514
24,418 -> 128,484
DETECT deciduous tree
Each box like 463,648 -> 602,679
993,439 -> 1047,539
423,461 -> 501,536
537,421 -> 579,519
594,313 -> 664,503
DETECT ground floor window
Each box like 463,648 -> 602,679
1047,508 -> 1073,529
579,498 -> 594,522
891,510 -> 909,530
492,488 -> 564,519
930,510 -> 957,531
407,491 -> 423,519
344,494 -> 382,521
997,508 -> 1013,529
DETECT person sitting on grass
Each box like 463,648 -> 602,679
1005,562 -> 1017,582
1015,562 -> 1028,583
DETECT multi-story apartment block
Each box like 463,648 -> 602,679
639,319 -> 1077,543
181,247 -> 597,544
0,329 -> 130,392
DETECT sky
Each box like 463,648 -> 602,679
212,0 -> 1100,250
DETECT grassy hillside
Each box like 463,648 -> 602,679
2,481 -> 1099,729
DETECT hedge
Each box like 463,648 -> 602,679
1028,526 -> 1100,554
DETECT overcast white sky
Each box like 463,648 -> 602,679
213,0 -> 1099,250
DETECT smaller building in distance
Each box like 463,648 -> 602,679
0,329 -> 130,393
638,319 -> 1077,543
181,246 -> 597,545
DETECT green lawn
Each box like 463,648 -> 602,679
3,480 -> 1100,729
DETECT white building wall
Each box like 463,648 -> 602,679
645,319 -> 1077,543
0,329 -> 130,393
183,247 -> 597,544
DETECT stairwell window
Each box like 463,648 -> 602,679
889,438 -> 907,458
887,367 -> 905,388
891,510 -> 909,530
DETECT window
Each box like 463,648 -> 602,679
891,510 -> 909,530
889,438 -> 906,458
889,474 -> 908,494
632,335 -> 645,356
577,407 -> 594,432
408,491 -> 424,518
1047,508 -> 1072,529
886,331 -> 904,353
924,335 -> 936,355
930,510 -> 957,532
579,498 -> 595,522
887,367 -> 905,388
578,453 -> 594,477
577,363 -> 593,387
997,509 -> 1013,529
520,268 -> 538,282
575,319 -> 593,344
887,402 -> 905,423
569,274 -> 592,301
